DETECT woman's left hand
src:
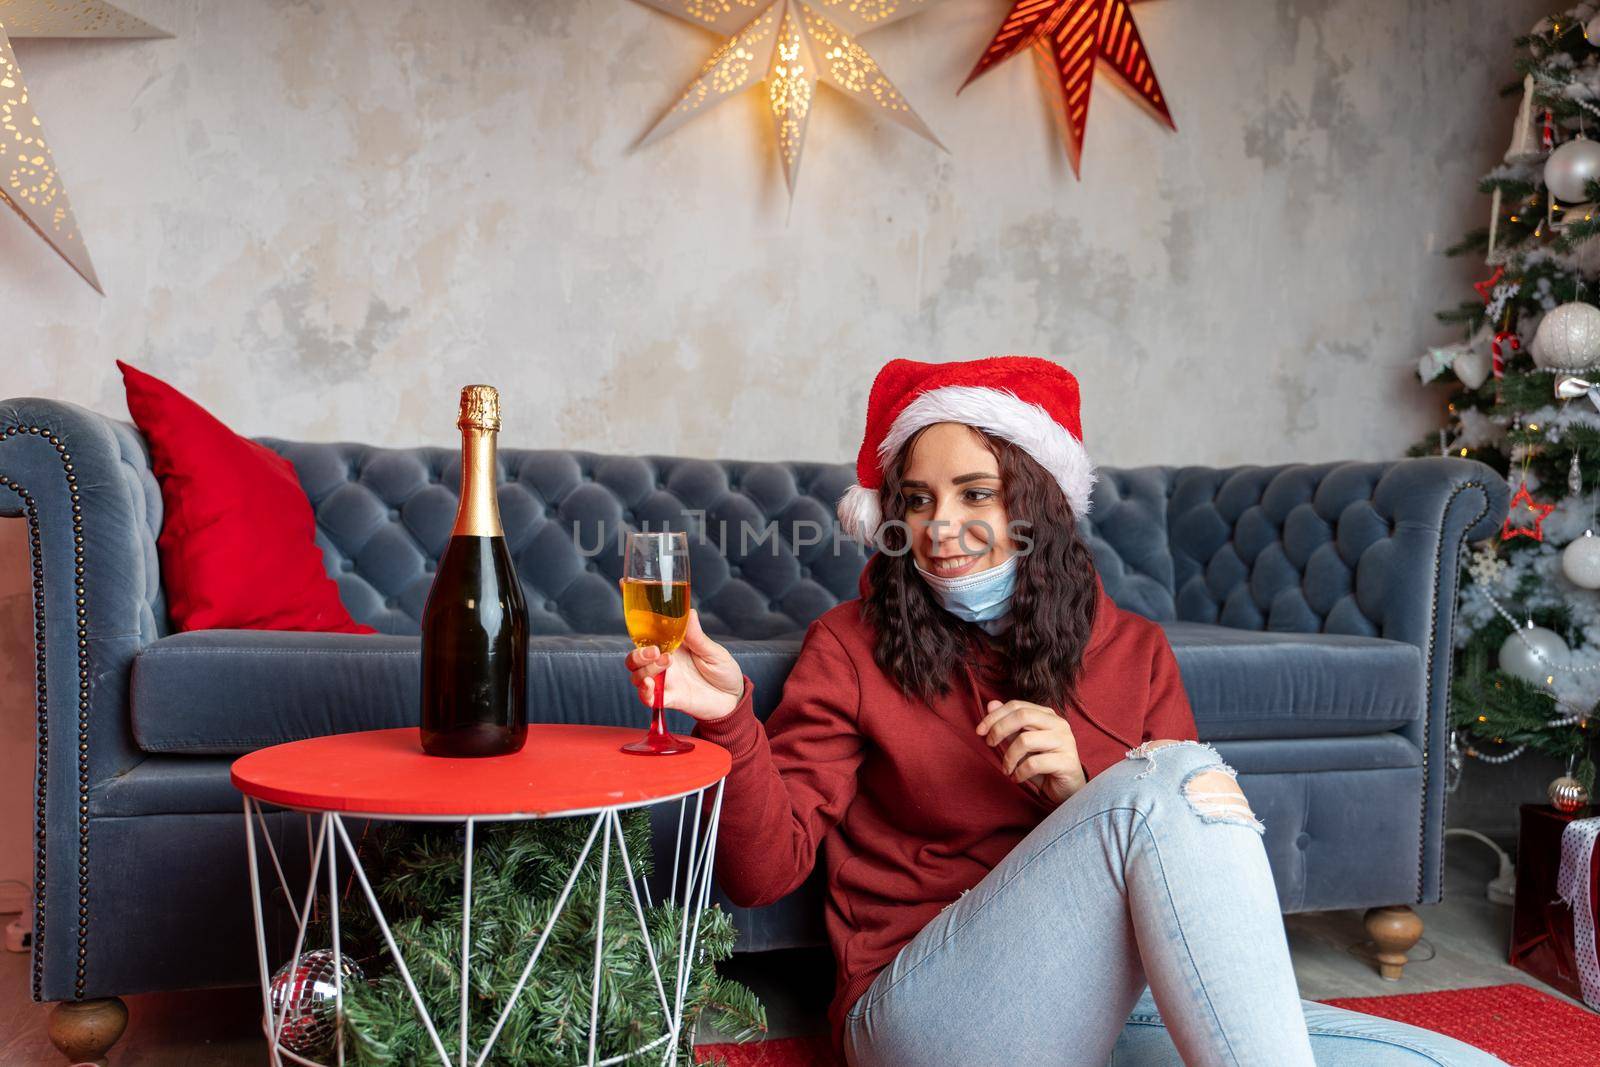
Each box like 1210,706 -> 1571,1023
975,699 -> 1087,806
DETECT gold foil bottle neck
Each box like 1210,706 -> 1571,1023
452,385 -> 504,537
458,385 -> 501,432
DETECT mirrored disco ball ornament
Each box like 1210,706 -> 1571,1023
1533,301 -> 1600,370
1545,135 -> 1600,203
1564,530 -> 1600,589
267,949 -> 363,1057
1498,625 -> 1569,686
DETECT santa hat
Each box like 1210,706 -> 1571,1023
837,356 -> 1096,543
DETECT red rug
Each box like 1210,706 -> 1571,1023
694,984 -> 1598,1067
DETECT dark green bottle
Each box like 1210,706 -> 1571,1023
419,385 -> 528,757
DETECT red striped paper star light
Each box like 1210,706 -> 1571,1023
961,0 -> 1175,176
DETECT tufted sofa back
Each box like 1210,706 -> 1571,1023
252,441 -> 1424,645
255,440 -> 1187,641
263,441 -> 867,640
1166,460 -> 1407,639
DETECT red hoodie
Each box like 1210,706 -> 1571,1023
691,566 -> 1199,1054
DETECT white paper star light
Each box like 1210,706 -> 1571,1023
0,18 -> 100,291
635,0 -> 945,194
0,0 -> 169,39
0,4 -> 165,293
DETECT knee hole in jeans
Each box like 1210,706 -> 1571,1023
1123,739 -> 1266,833
1182,767 -> 1265,834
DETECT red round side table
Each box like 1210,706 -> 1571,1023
231,725 -> 731,1067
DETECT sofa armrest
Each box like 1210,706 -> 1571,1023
0,397 -> 165,1001
1167,455 -> 1509,904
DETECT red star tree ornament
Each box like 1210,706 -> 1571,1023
1501,483 -> 1556,542
1473,265 -> 1505,304
960,0 -> 1176,175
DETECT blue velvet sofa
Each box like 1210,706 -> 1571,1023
0,395 -> 1510,1059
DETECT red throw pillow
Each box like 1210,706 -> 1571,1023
118,360 -> 376,634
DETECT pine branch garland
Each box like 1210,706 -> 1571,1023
303,812 -> 765,1065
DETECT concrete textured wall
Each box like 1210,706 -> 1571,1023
0,0 -> 1550,898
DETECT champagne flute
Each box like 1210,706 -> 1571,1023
620,530 -> 696,755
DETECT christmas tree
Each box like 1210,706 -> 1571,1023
285,811 -> 765,1065
1412,2 -> 1600,798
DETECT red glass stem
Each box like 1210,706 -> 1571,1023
651,661 -> 669,736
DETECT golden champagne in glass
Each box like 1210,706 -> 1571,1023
620,531 -> 695,755
621,579 -> 690,654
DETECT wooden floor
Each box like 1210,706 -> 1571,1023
0,843 -> 1578,1064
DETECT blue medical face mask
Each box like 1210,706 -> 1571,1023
913,552 -> 1018,635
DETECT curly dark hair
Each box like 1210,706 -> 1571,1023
859,425 -> 1100,714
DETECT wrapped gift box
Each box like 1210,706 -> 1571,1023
1512,802 -> 1598,1003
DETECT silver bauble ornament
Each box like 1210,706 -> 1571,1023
1533,302 -> 1600,370
1588,14 -> 1600,45
1546,136 -> 1600,202
1550,774 -> 1591,813
1498,625 -> 1569,686
1452,346 -> 1492,390
1564,530 -> 1600,589
267,949 -> 363,1058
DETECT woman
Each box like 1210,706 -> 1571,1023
625,358 -> 1504,1066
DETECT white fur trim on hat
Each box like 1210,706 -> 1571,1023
879,385 -> 1096,517
837,482 -> 882,545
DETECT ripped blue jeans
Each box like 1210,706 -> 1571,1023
843,741 -> 1506,1067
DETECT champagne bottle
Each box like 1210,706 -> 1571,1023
420,385 -> 529,757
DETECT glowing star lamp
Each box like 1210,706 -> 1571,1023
634,0 -> 946,195
0,3 -> 168,293
0,0 -> 170,38
0,21 -> 101,291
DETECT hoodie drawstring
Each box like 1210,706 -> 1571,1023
963,655 -> 1138,752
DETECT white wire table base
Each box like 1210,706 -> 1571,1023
242,780 -> 726,1067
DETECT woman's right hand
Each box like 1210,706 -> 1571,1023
625,608 -> 745,722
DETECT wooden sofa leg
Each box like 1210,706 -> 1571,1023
1364,905 -> 1424,981
48,998 -> 128,1066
